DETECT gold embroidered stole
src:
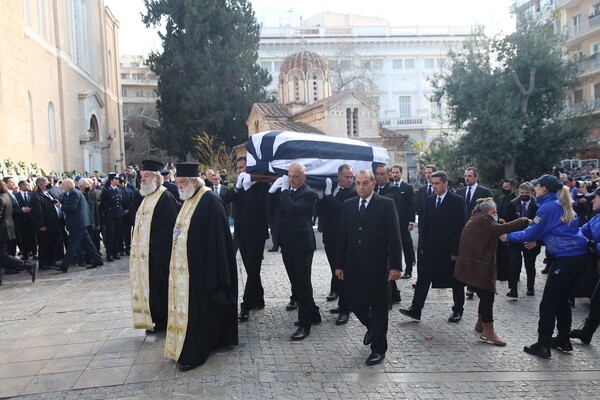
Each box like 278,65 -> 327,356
129,185 -> 167,330
164,185 -> 210,361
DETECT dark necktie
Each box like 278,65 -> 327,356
466,186 -> 472,205
359,199 -> 366,220
436,196 -> 441,209
427,184 -> 432,196
521,202 -> 527,218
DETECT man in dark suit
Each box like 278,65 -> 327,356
505,181 -> 541,298
53,179 -> 103,272
2,177 -> 25,263
17,180 -> 36,261
316,164 -> 357,325
118,176 -> 135,256
29,176 -> 64,270
278,162 -> 319,340
400,170 -> 468,322
375,165 -> 404,304
456,167 -> 491,299
413,165 -> 437,282
210,174 -> 230,216
100,173 -> 124,262
335,169 -> 402,366
389,165 -> 416,276
223,168 -> 270,323
161,169 -> 181,205
496,179 -> 517,282
76,178 -> 101,265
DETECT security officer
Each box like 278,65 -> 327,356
100,173 -> 124,262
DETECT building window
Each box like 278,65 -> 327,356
123,108 -> 129,117
393,59 -> 403,69
592,3 -> 600,18
592,42 -> 600,56
405,59 -> 415,69
293,76 -> 300,102
372,60 -> 383,70
136,90 -> 144,97
346,108 -> 352,137
424,58 -> 435,69
406,141 -> 418,169
340,59 -> 352,69
573,15 -> 581,35
261,62 -> 271,72
361,60 -> 372,69
274,61 -> 282,72
595,83 -> 600,100
121,73 -> 128,79
28,91 -> 34,143
48,102 -> 56,149
108,50 -> 113,92
430,101 -> 442,119
123,124 -> 130,133
574,89 -> 584,104
352,108 -> 359,136
399,96 -> 411,118
122,88 -> 128,97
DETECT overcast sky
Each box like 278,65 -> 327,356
105,0 -> 516,56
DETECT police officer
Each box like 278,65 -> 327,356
100,173 -> 124,262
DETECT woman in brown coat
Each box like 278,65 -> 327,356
455,198 -> 529,346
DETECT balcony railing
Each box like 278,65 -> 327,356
261,25 -> 474,38
379,117 -> 425,127
569,14 -> 600,39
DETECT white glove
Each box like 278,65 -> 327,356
269,177 -> 284,193
315,189 -> 324,200
282,175 -> 290,191
242,173 -> 255,190
325,178 -> 333,196
236,172 -> 246,189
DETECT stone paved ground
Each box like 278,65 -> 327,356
1,229 -> 599,399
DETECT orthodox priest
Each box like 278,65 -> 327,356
165,162 -> 238,372
129,160 -> 179,334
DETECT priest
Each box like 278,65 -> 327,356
165,162 -> 238,371
129,160 -> 179,334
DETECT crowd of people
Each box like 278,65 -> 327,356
2,158 -> 600,370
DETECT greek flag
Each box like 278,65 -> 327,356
245,130 -> 388,187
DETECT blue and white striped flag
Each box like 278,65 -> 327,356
245,130 -> 388,187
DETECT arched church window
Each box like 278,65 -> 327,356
294,76 -> 300,102
346,108 -> 351,137
353,108 -> 359,136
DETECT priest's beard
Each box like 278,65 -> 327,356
179,184 -> 196,200
140,181 -> 158,197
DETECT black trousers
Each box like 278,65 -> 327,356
474,288 -> 495,322
268,216 -> 279,248
0,240 -> 26,269
538,254 -> 588,337
104,216 -> 123,258
412,263 -> 465,313
19,224 -> 37,258
509,243 -> 539,291
240,238 -> 266,310
282,251 -> 317,327
585,279 -> 600,332
353,304 -> 389,354
120,214 -> 133,253
400,227 -> 415,273
60,227 -> 103,268
35,229 -> 62,268
324,241 -> 348,312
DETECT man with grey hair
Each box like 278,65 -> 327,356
129,160 -> 179,335
505,181 -> 540,298
335,169 -> 402,365
29,176 -> 64,270
53,178 -> 103,273
275,162 -> 319,340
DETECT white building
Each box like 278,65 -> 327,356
257,12 -> 477,177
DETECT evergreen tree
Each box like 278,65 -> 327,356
143,0 -> 271,159
431,19 -> 589,182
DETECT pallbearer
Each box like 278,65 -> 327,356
129,160 -> 179,334
165,162 -> 238,371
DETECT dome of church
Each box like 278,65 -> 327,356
279,50 -> 329,76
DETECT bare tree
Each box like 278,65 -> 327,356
326,43 -> 381,95
124,106 -> 170,165
193,132 -> 235,174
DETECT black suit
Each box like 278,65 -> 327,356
411,191 -> 467,314
59,188 -> 102,269
278,183 -> 318,328
16,190 -> 36,259
506,197 -> 541,292
162,181 -> 181,205
6,192 -> 22,256
29,190 -> 63,268
223,181 -> 270,311
212,184 -> 230,216
316,184 -> 357,312
100,186 -> 124,260
415,183 -> 434,280
456,184 -> 492,214
388,181 -> 416,268
335,193 -> 402,355
496,192 -> 517,281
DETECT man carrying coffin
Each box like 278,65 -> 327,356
129,160 -> 179,334
165,162 -> 238,371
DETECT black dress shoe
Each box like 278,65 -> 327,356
366,352 -> 385,366
238,308 -> 250,322
23,262 -> 38,282
291,326 -> 310,341
3,267 -> 19,275
286,300 -> 298,311
326,291 -> 338,301
399,307 -> 421,321
363,330 -> 372,345
113,255 -> 122,260
506,289 -> 518,298
400,272 -> 411,279
252,301 -> 265,310
448,311 -> 462,323
87,262 -> 103,269
526,289 -> 535,296
391,292 -> 401,304
78,262 -> 88,267
51,265 -> 69,273
336,313 -> 349,325
177,363 -> 198,372
541,266 -> 550,274
107,257 -> 114,262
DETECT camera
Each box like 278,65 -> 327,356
575,180 -> 598,190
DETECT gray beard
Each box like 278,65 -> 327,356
179,185 -> 196,200
140,181 -> 158,197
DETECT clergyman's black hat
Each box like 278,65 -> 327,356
175,162 -> 199,177
141,160 -> 164,172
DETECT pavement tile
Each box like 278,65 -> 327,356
72,366 -> 130,389
19,371 -> 82,395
